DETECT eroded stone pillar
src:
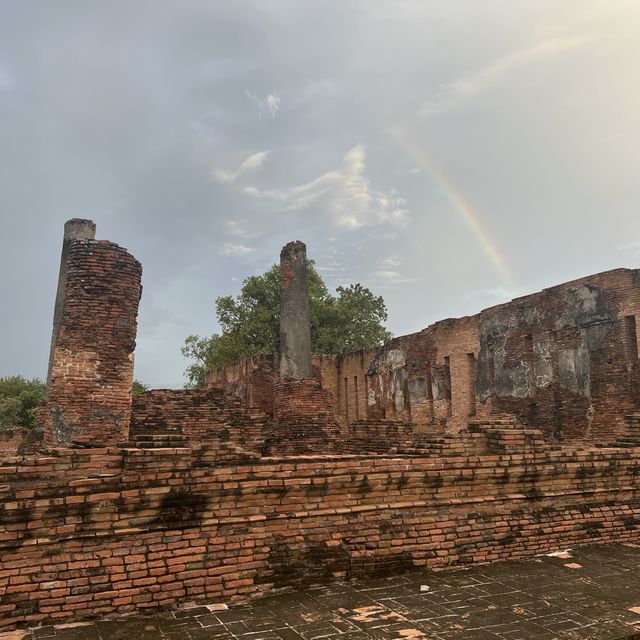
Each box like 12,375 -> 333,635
279,241 -> 312,380
43,223 -> 142,447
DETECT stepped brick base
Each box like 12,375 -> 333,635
267,379 -> 341,454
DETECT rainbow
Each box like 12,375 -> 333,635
389,124 -> 519,293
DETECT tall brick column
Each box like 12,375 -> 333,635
279,241 -> 312,380
270,241 -> 340,453
43,225 -> 142,447
46,218 -> 96,389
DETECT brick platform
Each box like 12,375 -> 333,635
3,444 -> 640,628
8,543 -> 640,639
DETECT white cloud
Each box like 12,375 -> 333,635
241,144 -> 410,229
371,256 -> 416,285
616,241 -> 640,255
224,219 -> 262,240
219,242 -> 255,256
372,269 -> 416,285
213,150 -> 269,183
245,90 -> 281,118
467,287 -> 521,302
423,35 -> 597,115
265,94 -> 280,117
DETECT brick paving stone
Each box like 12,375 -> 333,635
11,543 -> 640,640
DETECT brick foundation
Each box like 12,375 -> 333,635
269,379 -> 341,453
2,444 -> 640,628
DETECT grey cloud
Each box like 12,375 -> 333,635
1,0 -> 638,386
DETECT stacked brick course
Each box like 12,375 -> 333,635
2,444 -> 640,628
129,388 -> 266,452
268,379 -> 341,454
0,429 -> 28,456
42,240 -> 142,447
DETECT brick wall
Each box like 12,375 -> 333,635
130,388 -> 266,450
206,354 -> 279,415
207,268 -> 640,445
0,429 -> 28,456
42,240 -> 142,447
205,355 -> 339,417
268,379 -> 341,454
475,268 -> 640,443
2,444 -> 640,628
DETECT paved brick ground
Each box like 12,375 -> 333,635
6,543 -> 640,640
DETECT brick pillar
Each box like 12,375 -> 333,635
43,234 -> 142,447
279,241 -> 312,380
46,219 -> 96,390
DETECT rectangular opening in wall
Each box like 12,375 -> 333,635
343,377 -> 349,423
444,356 -> 452,417
467,352 -> 476,416
524,334 -> 536,398
623,316 -> 639,363
353,376 -> 359,420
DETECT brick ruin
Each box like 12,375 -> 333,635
42,219 -> 142,447
209,268 -> 640,447
1,220 -> 640,629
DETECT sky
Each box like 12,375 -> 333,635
1,1 -> 639,388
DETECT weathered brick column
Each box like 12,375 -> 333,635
279,240 -> 312,380
271,241 -> 339,451
46,218 -> 96,388
43,228 -> 142,447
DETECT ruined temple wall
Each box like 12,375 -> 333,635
130,389 -> 264,447
475,268 -> 640,443
336,268 -> 640,441
3,445 -> 640,627
205,268 -> 640,442
205,354 -> 339,417
43,240 -> 142,446
205,354 -> 278,415
337,317 -> 480,431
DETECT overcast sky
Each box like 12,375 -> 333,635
1,1 -> 639,387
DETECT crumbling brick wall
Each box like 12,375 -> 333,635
212,268 -> 640,445
340,269 -> 640,443
130,388 -> 265,449
206,354 -> 279,415
2,444 -> 640,628
0,429 -> 28,456
475,268 -> 640,443
267,379 -> 341,453
42,240 -> 142,446
206,354 -> 339,418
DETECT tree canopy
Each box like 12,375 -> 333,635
0,376 -> 46,430
182,261 -> 392,387
132,380 -> 149,397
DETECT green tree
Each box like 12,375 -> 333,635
0,376 -> 46,430
132,380 -> 149,397
182,261 -> 392,388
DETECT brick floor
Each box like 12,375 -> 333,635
6,543 -> 640,640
